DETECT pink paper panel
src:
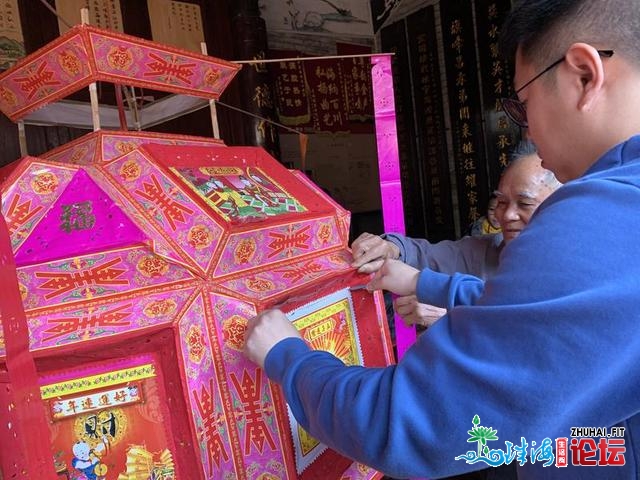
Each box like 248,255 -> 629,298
216,250 -> 353,302
0,25 -> 240,121
2,161 -> 77,253
14,169 -> 147,267
103,149 -> 225,276
27,286 -> 196,351
206,292 -> 293,479
17,245 -> 197,313
177,292 -> 239,478
214,216 -> 342,278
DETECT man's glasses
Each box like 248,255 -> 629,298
501,49 -> 614,128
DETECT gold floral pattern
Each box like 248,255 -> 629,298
317,222 -> 333,245
222,315 -> 246,351
115,141 -> 138,155
143,299 -> 177,318
31,172 -> 59,195
107,46 -> 134,71
58,50 -> 82,76
0,86 -> 17,107
136,255 -> 170,277
234,238 -> 256,264
69,146 -> 90,164
119,160 -> 141,182
245,277 -> 275,293
204,68 -> 221,88
19,282 -> 27,301
186,324 -> 206,363
187,225 -> 213,250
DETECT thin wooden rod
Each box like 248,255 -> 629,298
233,52 -> 393,65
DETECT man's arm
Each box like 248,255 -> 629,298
252,177 -> 640,478
416,268 -> 486,308
351,232 -> 501,278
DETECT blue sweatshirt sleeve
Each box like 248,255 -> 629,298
416,268 -> 486,308
264,158 -> 640,479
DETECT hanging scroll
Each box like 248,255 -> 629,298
337,43 -> 374,128
270,45 -> 373,134
0,0 -> 24,69
440,0 -> 489,227
475,0 -> 522,189
380,19 -> 425,238
271,49 -> 312,126
305,58 -> 349,132
56,0 -> 124,33
147,0 -> 204,53
407,6 -> 455,242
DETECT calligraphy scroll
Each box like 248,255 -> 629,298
148,0 -> 205,53
305,58 -> 348,132
56,0 -> 124,33
407,6 -> 455,242
380,20 -> 425,238
0,0 -> 24,69
475,0 -> 522,189
270,49 -> 312,126
337,43 -> 374,129
440,0 -> 489,227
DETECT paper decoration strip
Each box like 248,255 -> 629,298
0,0 -> 25,69
50,382 -> 142,419
17,245 -> 197,312
371,55 -> 416,359
39,354 -> 155,393
0,214 -> 59,477
56,0 -> 124,34
148,0 -> 205,53
27,286 -> 197,351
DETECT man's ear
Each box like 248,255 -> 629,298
563,43 -> 606,111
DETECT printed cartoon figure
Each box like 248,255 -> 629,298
71,437 -> 107,480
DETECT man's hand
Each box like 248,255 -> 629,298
366,259 -> 420,296
394,295 -> 446,328
350,232 -> 400,273
243,309 -> 302,369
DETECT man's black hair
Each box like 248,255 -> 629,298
500,0 -> 640,68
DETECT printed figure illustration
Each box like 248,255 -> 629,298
71,436 -> 108,480
174,166 -> 305,222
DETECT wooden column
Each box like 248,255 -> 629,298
230,0 -> 281,159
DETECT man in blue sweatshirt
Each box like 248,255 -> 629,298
243,0 -> 640,478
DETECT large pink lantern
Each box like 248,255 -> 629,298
0,25 -> 395,480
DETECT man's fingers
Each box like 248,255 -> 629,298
394,295 -> 417,307
357,258 -> 384,273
